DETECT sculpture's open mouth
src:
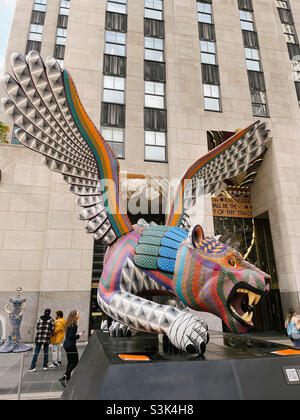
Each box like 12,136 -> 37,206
227,283 -> 268,328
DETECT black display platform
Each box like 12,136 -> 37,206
62,331 -> 300,400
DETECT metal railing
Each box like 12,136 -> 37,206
0,345 -> 85,401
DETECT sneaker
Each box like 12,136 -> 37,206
59,376 -> 67,388
27,368 -> 36,372
43,367 -> 48,371
49,363 -> 58,368
57,361 -> 62,367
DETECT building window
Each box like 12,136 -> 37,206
238,0 -> 269,117
295,81 -> 300,105
101,1 -> 127,158
144,60 -> 166,82
26,0 -> 48,54
103,55 -> 126,77
144,37 -> 164,62
101,127 -> 125,159
28,24 -> 43,42
200,40 -> 217,65
31,10 -> 45,25
145,131 -> 166,162
26,40 -> 41,54
107,0 -> 127,15
144,108 -> 167,132
245,48 -> 261,71
145,81 -> 165,109
251,90 -> 268,117
197,2 -> 212,24
101,103 -> 126,127
144,0 -> 166,162
276,0 -> 300,106
105,30 -> 126,56
197,1 -> 222,112
240,11 -> 254,31
276,0 -> 288,8
103,75 -> 125,104
203,84 -> 221,111
56,27 -> 67,45
144,0 -> 163,21
54,44 -> 65,60
59,0 -> 70,16
54,0 -> 70,64
144,18 -> 164,38
33,0 -> 47,12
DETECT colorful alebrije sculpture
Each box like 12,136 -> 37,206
1,52 -> 271,355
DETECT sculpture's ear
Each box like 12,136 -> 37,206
187,225 -> 204,248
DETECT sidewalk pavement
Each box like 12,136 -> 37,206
0,332 -> 292,401
0,342 -> 87,400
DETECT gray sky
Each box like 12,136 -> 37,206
0,0 -> 17,71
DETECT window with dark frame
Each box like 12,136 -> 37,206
197,0 -> 222,112
145,0 -> 163,21
33,0 -> 47,12
275,0 -> 300,106
100,0 -> 128,159
53,0 -> 70,67
238,0 -> 269,117
107,0 -> 127,15
144,0 -> 167,162
26,0 -> 48,54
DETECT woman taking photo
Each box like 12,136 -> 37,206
59,310 -> 83,388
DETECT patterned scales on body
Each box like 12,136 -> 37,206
134,226 -> 188,273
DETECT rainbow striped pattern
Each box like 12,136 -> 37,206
172,241 -> 267,333
63,70 -> 132,239
99,228 -> 174,304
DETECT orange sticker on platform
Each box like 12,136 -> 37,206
272,349 -> 300,356
118,354 -> 151,361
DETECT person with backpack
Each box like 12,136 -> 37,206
28,309 -> 55,371
285,307 -> 300,347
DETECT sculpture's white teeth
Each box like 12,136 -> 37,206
230,305 -> 239,316
231,288 -> 262,325
254,295 -> 261,305
248,291 -> 256,306
241,311 -> 253,322
236,289 -> 261,306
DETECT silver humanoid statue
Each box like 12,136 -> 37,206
0,288 -> 32,353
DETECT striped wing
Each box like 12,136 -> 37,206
1,51 -> 133,244
166,121 -> 270,228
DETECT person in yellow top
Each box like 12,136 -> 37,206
49,311 -> 66,368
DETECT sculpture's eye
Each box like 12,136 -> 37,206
228,257 -> 237,268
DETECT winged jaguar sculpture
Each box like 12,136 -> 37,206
1,51 -> 271,356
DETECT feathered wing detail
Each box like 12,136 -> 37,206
1,51 -> 133,244
166,121 -> 270,228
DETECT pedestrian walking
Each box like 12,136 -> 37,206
28,309 -> 55,371
49,310 -> 66,368
59,310 -> 83,387
285,307 -> 300,347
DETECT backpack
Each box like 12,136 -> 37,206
287,321 -> 300,340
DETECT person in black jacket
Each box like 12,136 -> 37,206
28,309 -> 55,372
59,310 -> 83,387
